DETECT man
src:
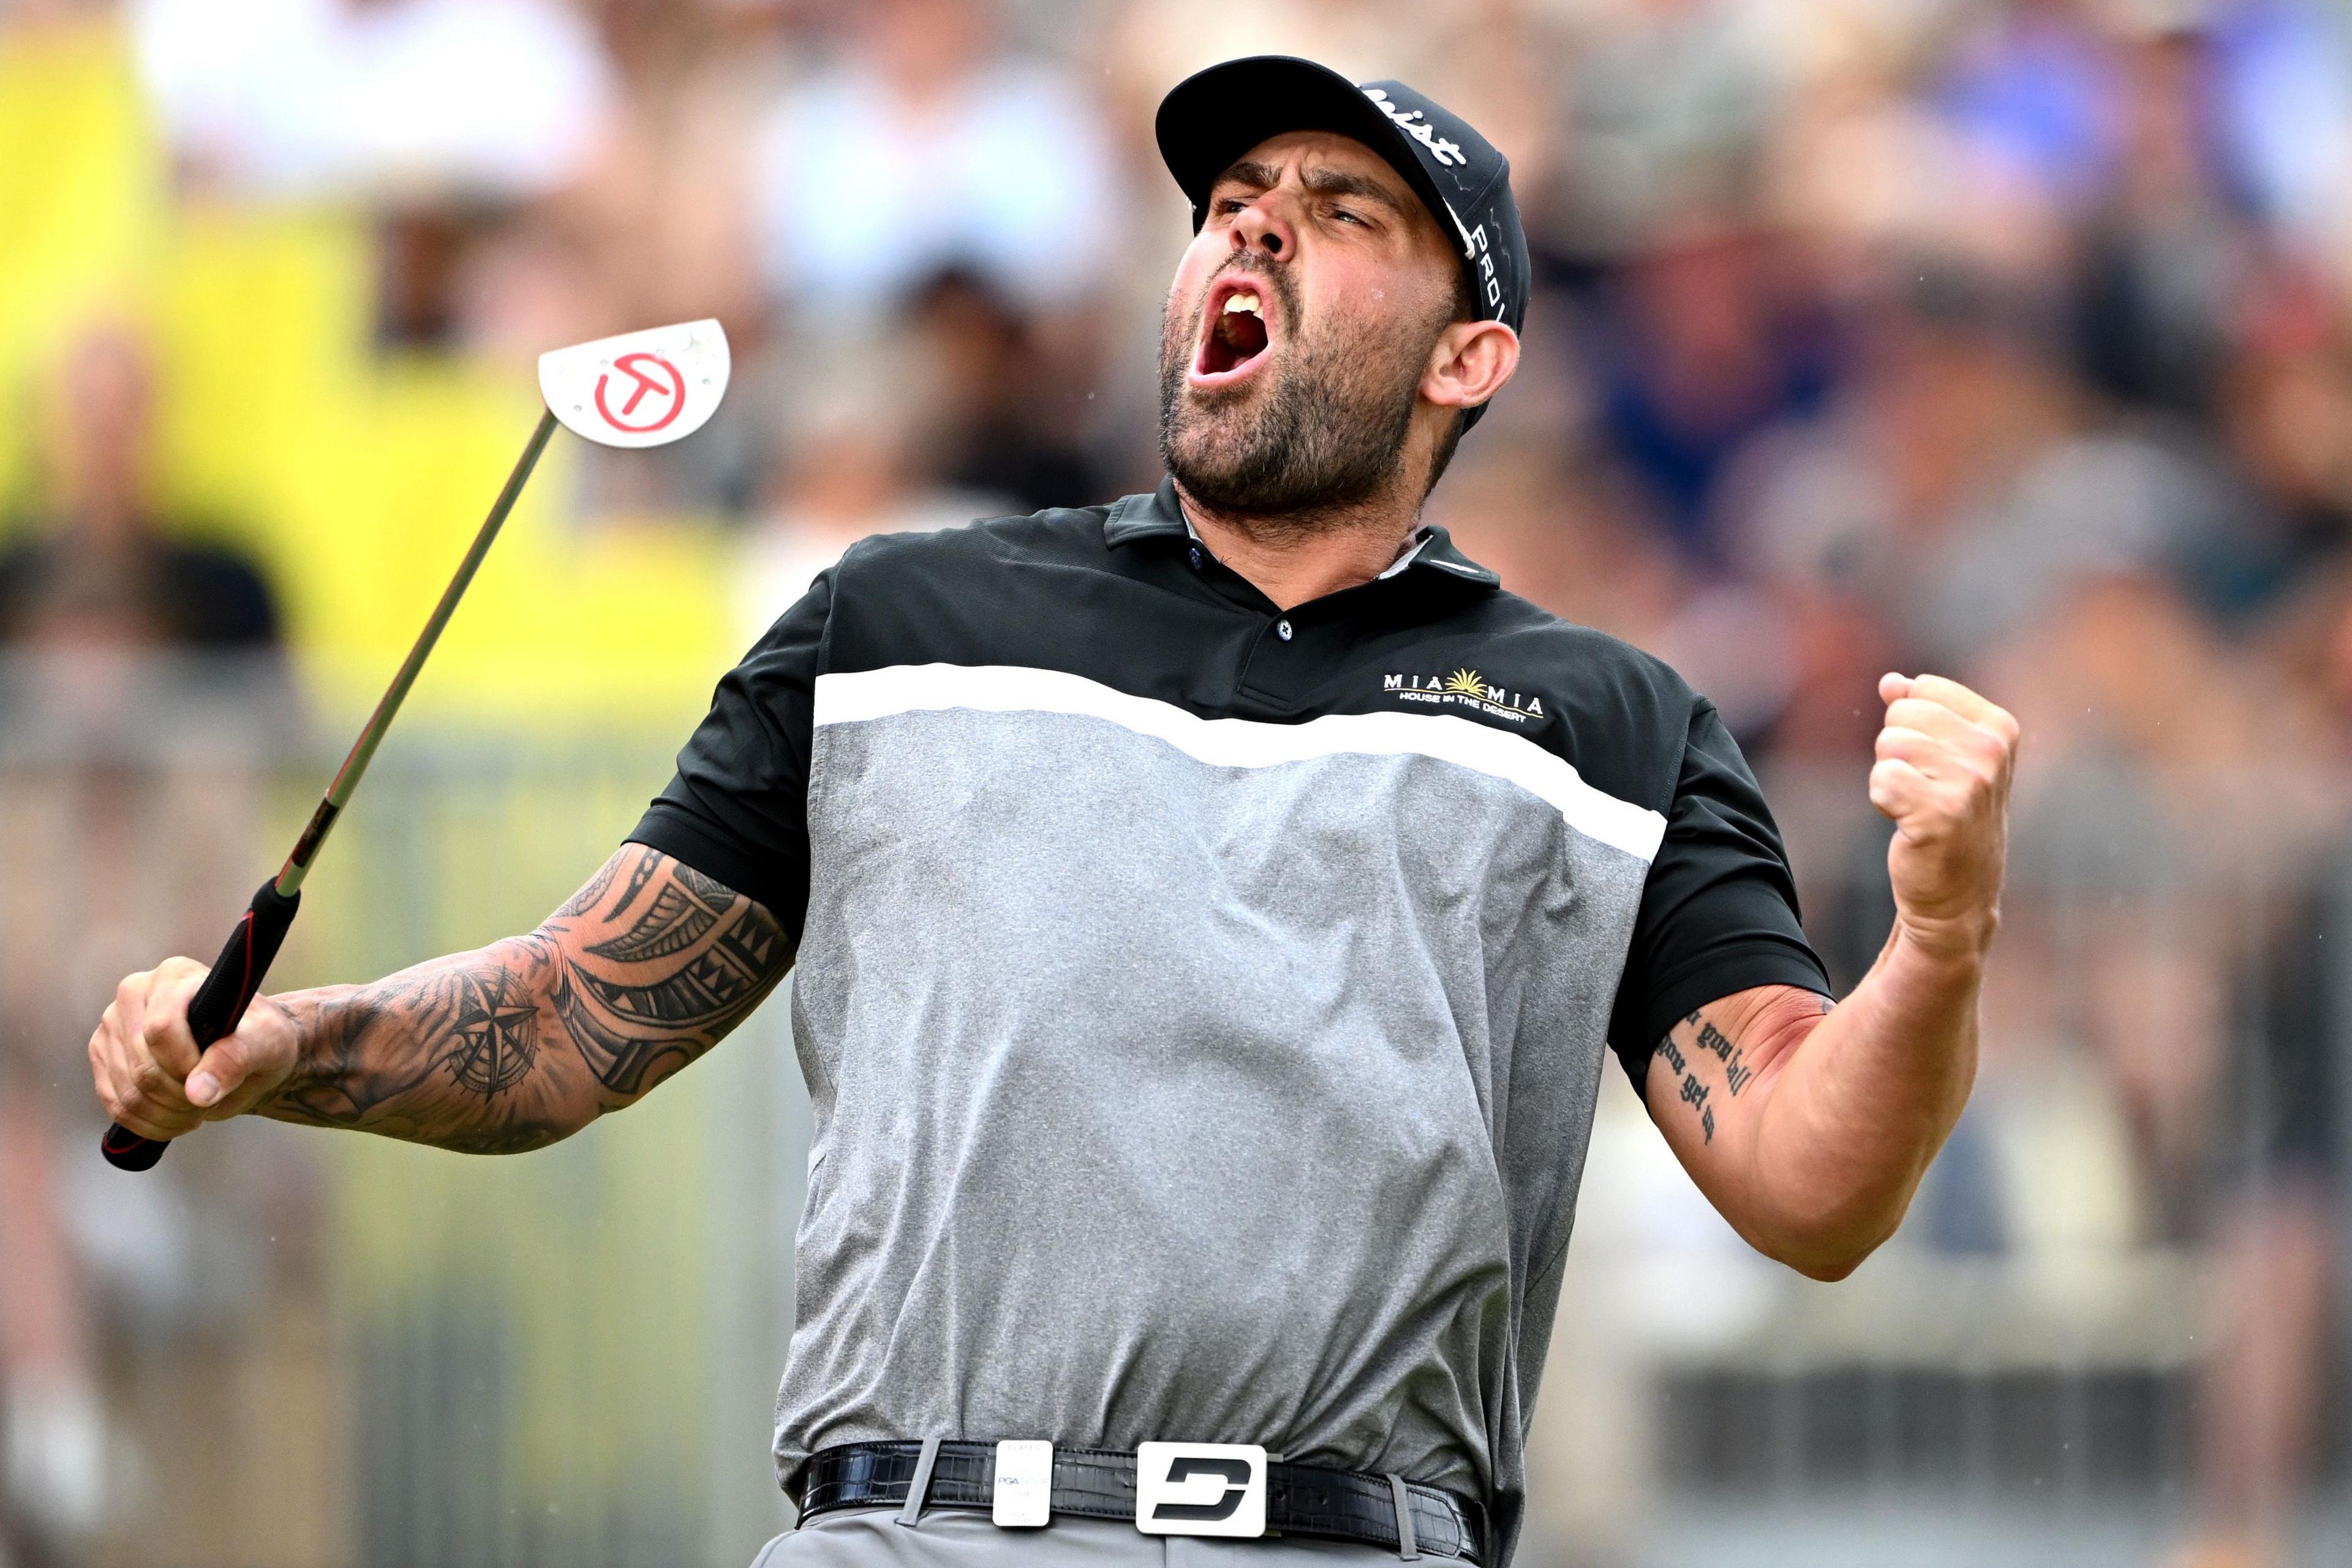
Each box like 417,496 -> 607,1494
89,58 -> 2016,1568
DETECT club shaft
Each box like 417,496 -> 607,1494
274,409 -> 559,896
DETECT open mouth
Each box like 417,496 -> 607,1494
1193,276 -> 1274,385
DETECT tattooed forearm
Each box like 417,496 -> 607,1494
251,845 -> 790,1153
552,971 -> 690,1096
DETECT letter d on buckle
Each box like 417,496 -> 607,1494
1134,1442 -> 1267,1539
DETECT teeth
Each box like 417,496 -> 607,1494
1222,291 -> 1262,317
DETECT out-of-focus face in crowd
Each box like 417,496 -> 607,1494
49,326 -> 157,544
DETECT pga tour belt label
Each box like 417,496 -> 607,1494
1385,667 -> 1546,724
1134,1442 -> 1267,1538
992,1440 -> 1054,1528
538,318 -> 731,449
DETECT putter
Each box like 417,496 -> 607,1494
102,320 -> 733,1170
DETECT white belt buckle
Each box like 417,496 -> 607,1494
1134,1441 -> 1268,1539
992,1440 -> 1054,1528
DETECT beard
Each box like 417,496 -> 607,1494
1157,263 -> 1435,524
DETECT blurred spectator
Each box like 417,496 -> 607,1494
0,325 -> 279,658
1552,0 -> 1790,262
500,0 -> 778,351
749,0 -> 1121,324
2189,845 -> 2348,1568
736,330 -> 1009,639
131,0 -> 614,203
0,323 -> 287,1566
1934,0 -> 2125,213
1426,431 -> 1682,650
132,0 -> 619,352
2070,15 -> 2255,420
1724,258 -> 2243,675
1572,225 -> 1839,565
908,268 -> 1115,514
2197,277 -> 2352,618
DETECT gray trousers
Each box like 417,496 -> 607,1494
750,1509 -> 1408,1566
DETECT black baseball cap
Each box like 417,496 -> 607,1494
1156,56 -> 1531,376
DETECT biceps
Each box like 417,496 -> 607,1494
538,845 -> 793,1100
1642,984 -> 1828,1188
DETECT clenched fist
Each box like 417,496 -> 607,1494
1869,673 -> 2018,960
88,959 -> 300,1142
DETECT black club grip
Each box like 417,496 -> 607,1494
100,878 -> 301,1172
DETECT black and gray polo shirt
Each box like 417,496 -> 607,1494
630,478 -> 1828,1551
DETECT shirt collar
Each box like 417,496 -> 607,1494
1103,477 -> 1500,590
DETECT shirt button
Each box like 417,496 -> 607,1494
1189,546 -> 1204,568
1276,620 -> 1294,641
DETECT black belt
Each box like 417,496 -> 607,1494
799,1441 -> 1485,1563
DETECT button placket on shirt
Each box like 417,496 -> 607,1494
1238,610 -> 1321,708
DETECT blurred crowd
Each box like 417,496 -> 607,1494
6,1 -> 2352,1565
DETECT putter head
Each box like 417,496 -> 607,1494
538,319 -> 731,449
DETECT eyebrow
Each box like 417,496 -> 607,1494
1208,159 -> 1411,216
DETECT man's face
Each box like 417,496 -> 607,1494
1158,130 -> 1463,519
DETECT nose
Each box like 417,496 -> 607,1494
1229,195 -> 1294,260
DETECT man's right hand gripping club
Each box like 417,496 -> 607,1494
91,957 -> 304,1144
88,844 -> 791,1155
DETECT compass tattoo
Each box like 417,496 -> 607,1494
255,844 -> 790,1155
446,969 -> 540,1097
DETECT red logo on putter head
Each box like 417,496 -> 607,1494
594,352 -> 687,434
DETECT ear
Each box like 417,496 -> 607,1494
1421,319 -> 1519,417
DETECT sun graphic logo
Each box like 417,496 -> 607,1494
1444,668 -> 1487,697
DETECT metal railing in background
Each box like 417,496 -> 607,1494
0,665 -> 804,1568
2,672 -> 2347,1567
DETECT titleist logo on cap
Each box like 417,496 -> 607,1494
1361,88 -> 1465,167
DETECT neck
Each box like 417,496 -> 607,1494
1174,482 -> 1420,611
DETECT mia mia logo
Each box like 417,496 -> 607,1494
1362,88 -> 1466,167
1384,668 -> 1546,725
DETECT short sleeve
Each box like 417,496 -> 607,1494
1607,699 -> 1831,1088
627,572 -> 831,940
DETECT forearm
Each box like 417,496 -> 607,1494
1747,925 -> 1983,1270
1652,673 -> 2014,1280
251,934 -> 601,1154
246,846 -> 786,1154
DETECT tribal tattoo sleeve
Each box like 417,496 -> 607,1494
252,845 -> 790,1154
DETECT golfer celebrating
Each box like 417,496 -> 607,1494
90,58 -> 2016,1568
